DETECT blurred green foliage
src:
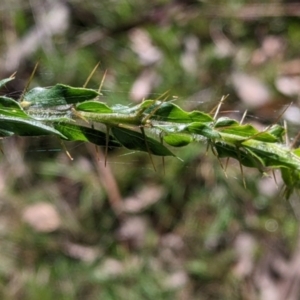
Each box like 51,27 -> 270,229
1,0 -> 300,299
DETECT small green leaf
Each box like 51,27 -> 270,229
76,101 -> 113,113
0,77 -> 14,89
22,84 -> 99,108
214,117 -> 239,127
112,127 -> 174,156
163,133 -> 193,147
152,102 -> 213,123
219,124 -> 279,143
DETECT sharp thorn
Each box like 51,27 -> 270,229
83,61 -> 100,88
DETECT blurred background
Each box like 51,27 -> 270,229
1,0 -> 300,299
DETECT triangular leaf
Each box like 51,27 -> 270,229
22,84 -> 99,108
76,101 -> 113,113
163,133 -> 193,147
219,124 -> 279,142
214,117 -> 239,127
151,102 -> 213,123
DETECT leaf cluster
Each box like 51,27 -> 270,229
1,77 -> 299,198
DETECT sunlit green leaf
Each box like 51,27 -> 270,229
152,102 -> 213,123
76,101 -> 113,113
22,84 -> 99,108
218,124 -> 279,143
163,133 -> 193,147
214,117 -> 239,127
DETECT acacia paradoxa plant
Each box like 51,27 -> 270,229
1,76 -> 300,198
